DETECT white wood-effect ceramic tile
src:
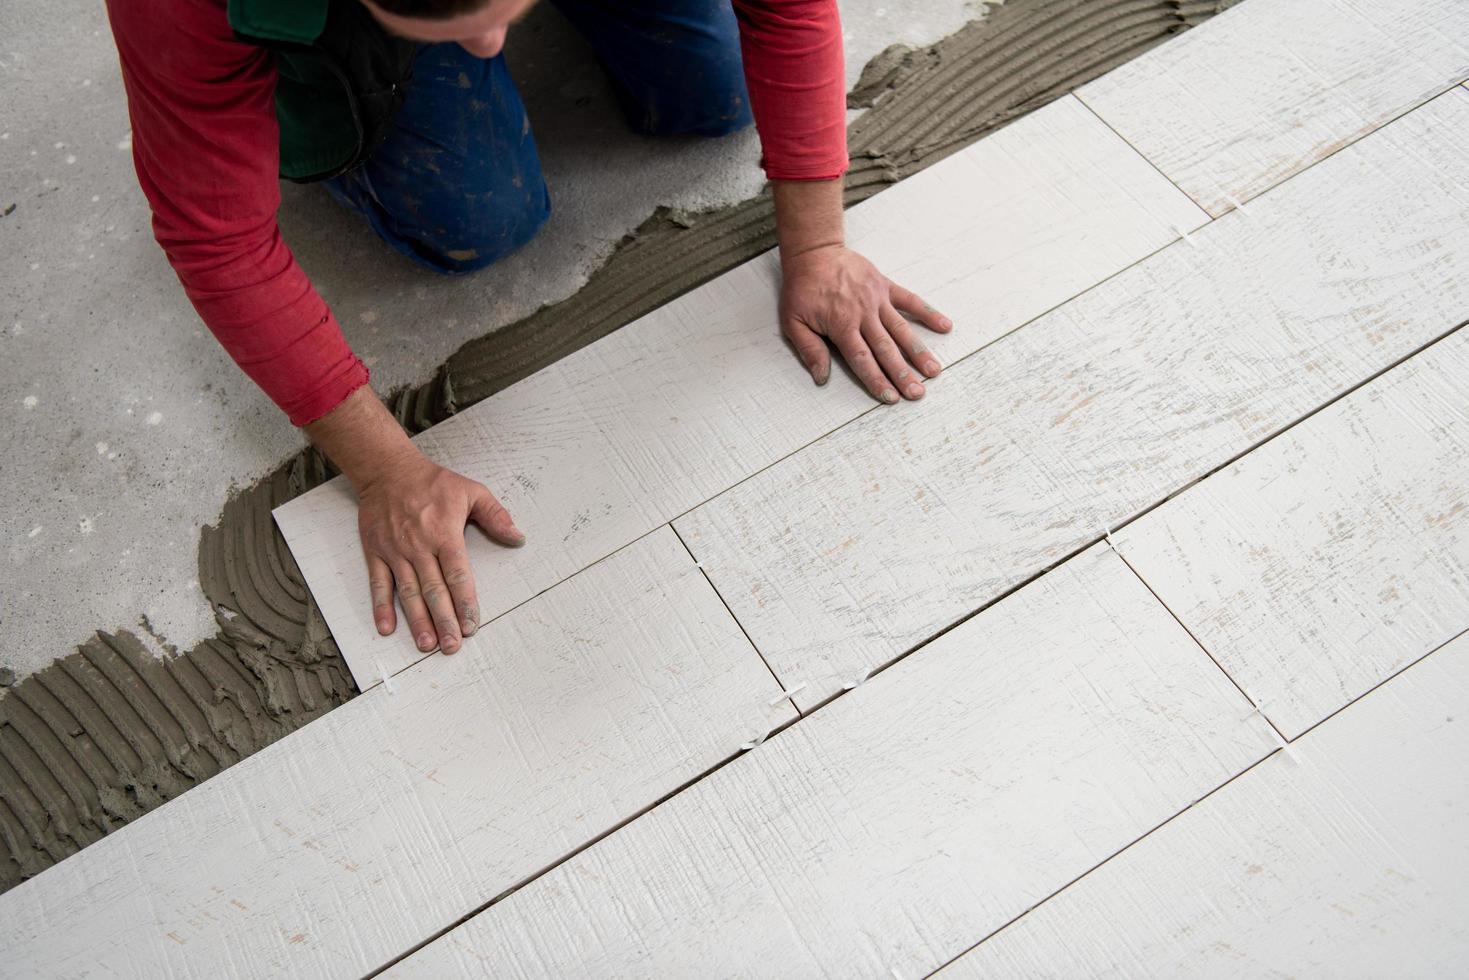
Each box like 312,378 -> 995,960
1114,328 -> 1469,738
387,545 -> 1273,979
938,629 -> 1469,979
676,89 -> 1469,711
275,94 -> 1207,686
0,528 -> 794,980
1078,0 -> 1469,216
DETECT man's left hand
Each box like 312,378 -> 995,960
779,242 -> 951,402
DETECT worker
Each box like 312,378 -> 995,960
106,0 -> 952,658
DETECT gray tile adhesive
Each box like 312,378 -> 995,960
0,0 -> 1238,892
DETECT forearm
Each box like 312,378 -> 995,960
773,177 -> 844,261
732,0 -> 848,181
304,385 -> 418,487
111,0 -> 368,427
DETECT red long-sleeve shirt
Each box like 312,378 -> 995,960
105,0 -> 848,426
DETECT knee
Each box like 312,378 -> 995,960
419,179 -> 552,276
674,97 -> 753,139
621,46 -> 754,139
633,78 -> 753,139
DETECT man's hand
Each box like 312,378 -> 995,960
357,450 -> 523,653
773,179 -> 952,402
304,386 -> 524,655
781,244 -> 950,401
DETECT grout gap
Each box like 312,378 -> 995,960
1111,542 -> 1290,743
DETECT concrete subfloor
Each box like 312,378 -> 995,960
0,0 -> 984,681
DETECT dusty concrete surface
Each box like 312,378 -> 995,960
0,0 -> 1239,892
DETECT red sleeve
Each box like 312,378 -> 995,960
105,0 -> 368,427
731,0 -> 849,182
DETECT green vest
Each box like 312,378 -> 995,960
228,0 -> 417,182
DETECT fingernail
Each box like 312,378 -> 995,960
814,367 -> 829,386
442,638 -> 459,654
376,619 -> 391,635
905,383 -> 924,400
417,632 -> 433,651
462,618 -> 477,637
507,525 -> 527,546
881,389 -> 898,404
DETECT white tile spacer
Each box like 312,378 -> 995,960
768,681 -> 807,708
378,661 -> 396,695
842,666 -> 878,691
1100,524 -> 1119,553
1240,699 -> 1272,723
1225,195 -> 1250,215
739,730 -> 770,752
1261,722 -> 1297,764
1174,225 -> 1199,248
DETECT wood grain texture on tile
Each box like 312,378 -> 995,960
1079,0 -> 1469,215
275,94 -> 1207,686
939,630 -> 1469,979
0,529 -> 793,980
388,545 -> 1273,979
1116,327 -> 1469,738
677,89 -> 1469,710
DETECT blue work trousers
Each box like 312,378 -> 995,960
325,0 -> 752,274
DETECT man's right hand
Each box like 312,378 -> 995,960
304,385 -> 524,655
357,450 -> 523,653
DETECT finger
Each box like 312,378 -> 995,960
414,558 -> 463,655
831,329 -> 898,405
368,554 -> 397,636
887,280 -> 953,334
469,485 -> 525,548
880,303 -> 943,379
437,540 -> 480,640
392,561 -> 438,654
863,315 -> 925,401
782,317 -> 831,386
